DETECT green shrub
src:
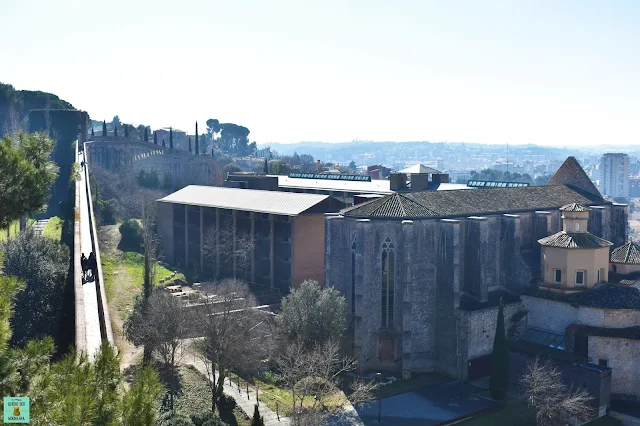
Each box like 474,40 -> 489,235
190,412 -> 225,426
98,199 -> 118,225
155,411 -> 195,425
118,219 -> 143,252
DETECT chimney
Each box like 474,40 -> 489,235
432,173 -> 450,184
390,173 -> 408,191
410,173 -> 429,191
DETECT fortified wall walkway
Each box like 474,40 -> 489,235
74,145 -> 113,357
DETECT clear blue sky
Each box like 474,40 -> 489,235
1,0 -> 638,146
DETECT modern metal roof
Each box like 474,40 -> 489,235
399,164 -> 442,174
277,175 -> 393,194
158,185 -> 335,216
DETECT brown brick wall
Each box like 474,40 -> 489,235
291,214 -> 325,288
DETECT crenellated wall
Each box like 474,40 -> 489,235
85,140 -> 221,189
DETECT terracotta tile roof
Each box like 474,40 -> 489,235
610,241 -> 640,264
547,156 -> 603,200
524,284 -> 640,310
560,203 -> 590,212
342,184 -> 605,220
538,231 -> 613,248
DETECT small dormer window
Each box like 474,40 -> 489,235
576,270 -> 585,285
554,269 -> 562,284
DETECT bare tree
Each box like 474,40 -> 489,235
276,339 -> 378,426
124,290 -> 187,410
202,219 -> 255,280
521,357 -> 594,426
191,279 -> 273,413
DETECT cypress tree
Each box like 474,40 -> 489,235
114,127 -> 118,138
211,148 -> 214,158
162,137 -> 165,147
490,297 -> 509,400
144,127 -> 148,142
103,120 -> 107,137
91,127 -> 94,139
169,127 -> 173,149
124,125 -> 129,137
188,137 -> 192,153
264,158 -> 268,174
251,405 -> 265,426
153,131 -> 157,145
195,121 -> 199,154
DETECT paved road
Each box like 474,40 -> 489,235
78,151 -> 102,358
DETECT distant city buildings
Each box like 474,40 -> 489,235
600,153 -> 629,199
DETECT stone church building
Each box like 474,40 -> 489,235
325,157 -> 628,380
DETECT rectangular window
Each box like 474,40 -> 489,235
597,269 -> 601,283
575,223 -> 580,232
554,269 -> 562,284
576,270 -> 585,285
598,359 -> 608,367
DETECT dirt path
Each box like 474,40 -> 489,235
99,225 -> 143,372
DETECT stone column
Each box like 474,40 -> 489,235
534,211 -> 552,241
465,216 -> 492,302
215,208 -> 220,279
232,210 -> 237,279
401,220 -> 414,380
199,207 -> 204,274
250,213 -> 256,284
184,205 -> 188,268
270,215 -> 275,289
435,219 -> 462,377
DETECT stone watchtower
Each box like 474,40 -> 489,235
538,203 -> 613,292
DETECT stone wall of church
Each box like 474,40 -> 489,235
588,336 -> 640,396
459,302 -> 526,361
326,212 -> 531,378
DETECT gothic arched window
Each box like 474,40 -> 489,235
351,240 -> 356,319
381,238 -> 395,328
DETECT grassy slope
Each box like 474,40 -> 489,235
102,251 -> 179,320
172,365 -> 250,426
43,216 -> 63,240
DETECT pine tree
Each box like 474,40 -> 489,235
102,120 -> 107,137
189,137 -> 192,153
490,297 -> 509,400
144,127 -> 148,142
124,125 -> 129,137
169,127 -> 173,149
251,405 -> 264,426
153,131 -> 157,145
195,122 -> 199,155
